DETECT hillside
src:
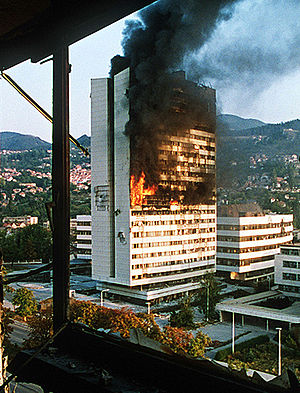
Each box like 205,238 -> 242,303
217,118 -> 300,159
77,134 -> 91,147
0,124 -> 299,227
0,131 -> 51,150
217,114 -> 266,131
0,131 -> 91,152
216,117 -> 300,196
224,119 -> 300,138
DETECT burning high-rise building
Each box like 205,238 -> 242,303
91,67 -> 216,303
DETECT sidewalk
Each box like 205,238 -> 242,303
202,323 -> 274,359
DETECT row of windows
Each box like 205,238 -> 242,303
171,167 -> 215,174
160,165 -> 215,176
232,267 -> 273,280
217,233 -> 292,243
76,221 -> 91,227
283,273 -> 300,281
77,249 -> 91,255
133,227 -> 215,237
282,248 -> 300,256
279,284 -> 300,294
77,239 -> 92,245
159,154 -> 215,164
159,149 -> 215,160
132,218 -> 215,227
132,209 -> 215,216
283,260 -> 300,269
160,142 -> 215,152
132,246 -> 215,259
138,275 -> 212,291
164,137 -> 214,147
217,222 -> 292,231
132,263 -> 215,280
161,152 -> 216,162
190,134 -> 214,142
132,256 -> 214,270
217,244 -> 280,254
217,254 -> 274,267
132,237 -> 215,249
244,267 -> 273,278
76,230 -> 91,236
159,179 -> 215,186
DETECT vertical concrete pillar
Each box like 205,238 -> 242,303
52,44 -> 70,333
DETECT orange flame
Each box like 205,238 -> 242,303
130,171 -> 157,206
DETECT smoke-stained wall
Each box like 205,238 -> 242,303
110,0 -> 230,204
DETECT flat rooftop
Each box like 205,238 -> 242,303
216,291 -> 300,325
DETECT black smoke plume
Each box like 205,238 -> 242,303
112,0 -> 238,202
185,0 -> 300,113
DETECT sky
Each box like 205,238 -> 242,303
1,0 -> 300,142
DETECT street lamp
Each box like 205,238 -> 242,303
206,284 -> 209,321
200,280 -> 209,321
276,327 -> 282,376
100,289 -> 109,307
267,275 -> 271,291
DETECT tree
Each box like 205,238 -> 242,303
188,331 -> 212,358
170,296 -> 195,329
2,307 -> 18,357
69,299 -> 213,358
0,225 -> 52,263
195,274 -> 222,321
18,225 -> 52,262
162,326 -> 211,358
12,288 -> 37,321
26,309 -> 53,348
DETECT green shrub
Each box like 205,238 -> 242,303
215,335 -> 270,361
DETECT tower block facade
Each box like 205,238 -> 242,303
91,68 -> 217,303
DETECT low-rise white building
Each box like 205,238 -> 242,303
76,215 -> 92,260
275,244 -> 300,299
217,204 -> 293,283
3,215 -> 38,229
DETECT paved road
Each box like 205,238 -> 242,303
9,320 -> 30,346
202,322 -> 274,359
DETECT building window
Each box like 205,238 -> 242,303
283,272 -> 297,281
283,260 -> 298,269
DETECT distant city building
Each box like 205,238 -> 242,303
275,244 -> 300,300
76,215 -> 92,260
2,215 -> 38,229
217,204 -> 293,283
91,68 -> 216,303
70,218 -> 77,236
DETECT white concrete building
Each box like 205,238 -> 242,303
217,204 -> 293,283
275,244 -> 300,299
91,68 -> 217,303
76,215 -> 92,260
3,215 -> 38,229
